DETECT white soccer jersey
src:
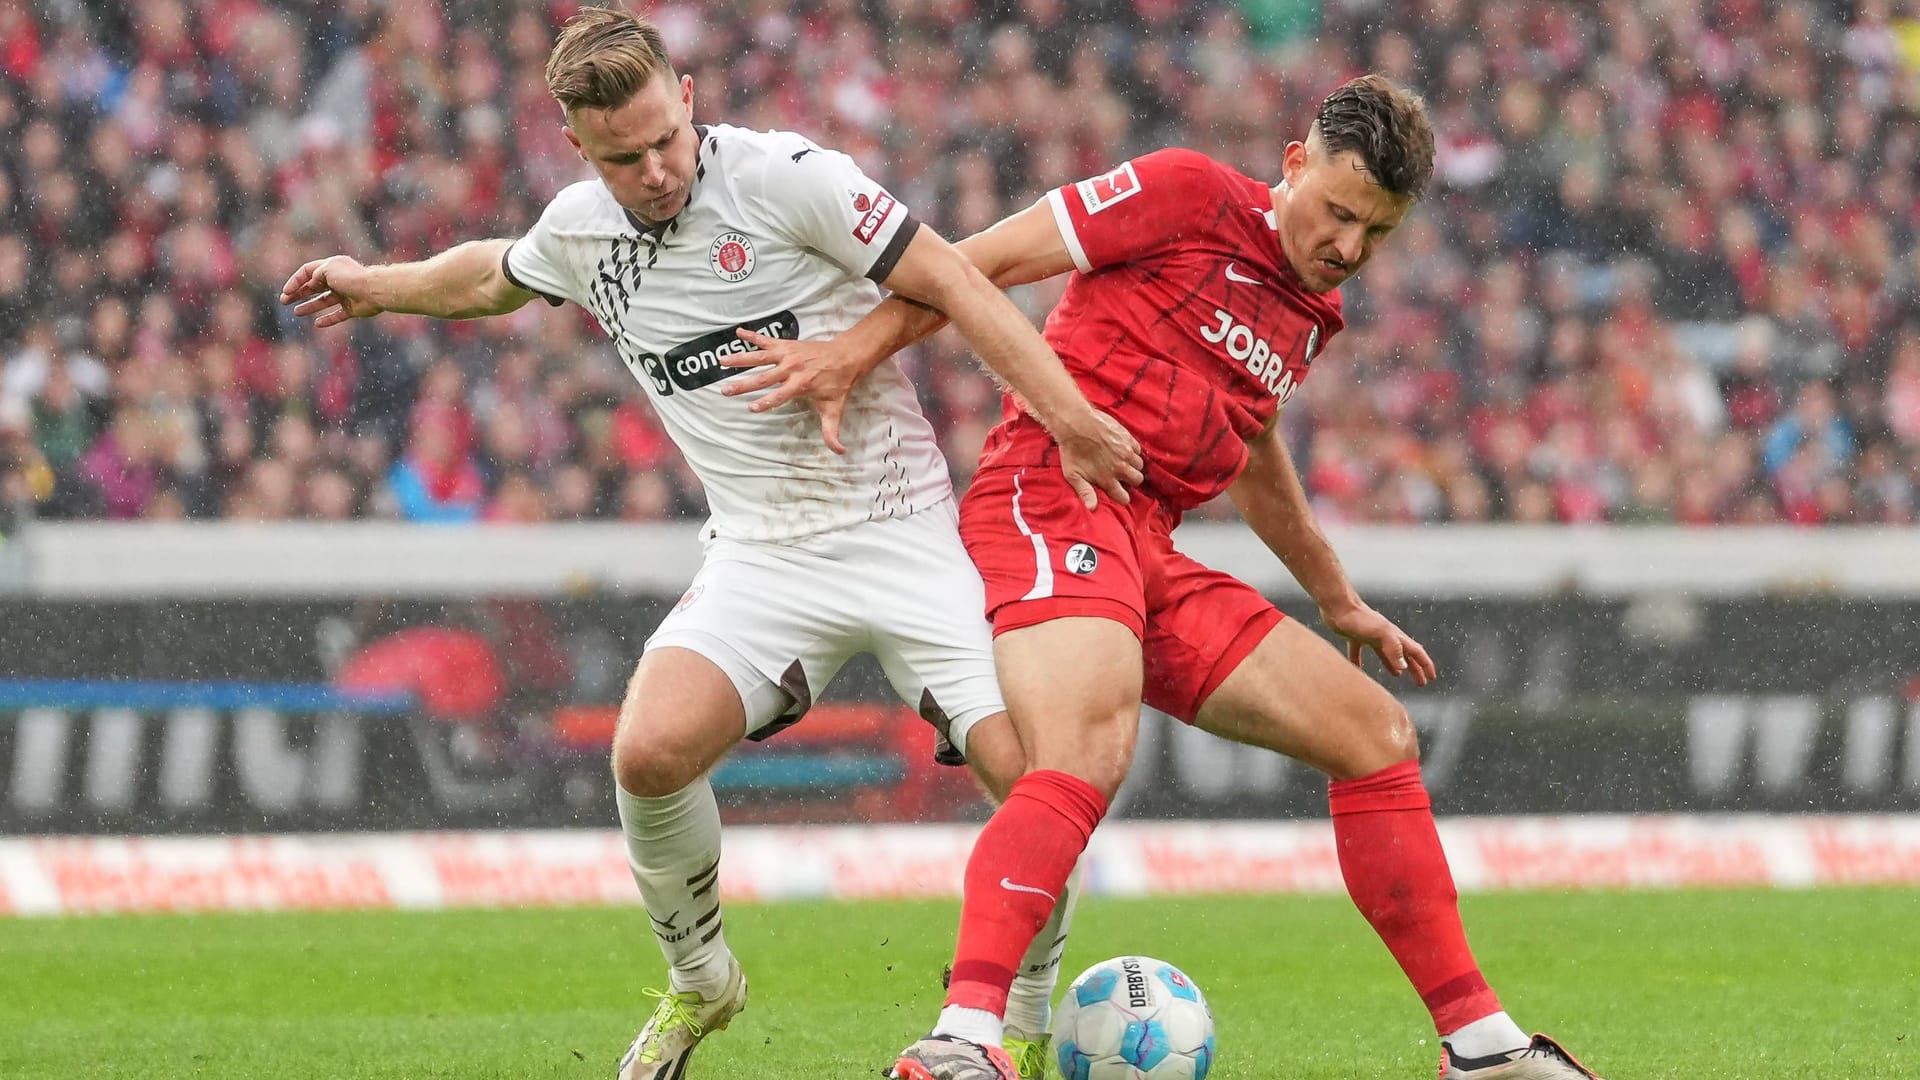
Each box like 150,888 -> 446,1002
503,123 -> 950,543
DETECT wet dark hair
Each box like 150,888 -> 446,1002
1313,74 -> 1435,200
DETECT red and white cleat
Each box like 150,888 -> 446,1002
1439,1034 -> 1606,1080
888,1034 -> 1019,1080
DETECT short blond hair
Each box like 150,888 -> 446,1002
544,7 -> 675,115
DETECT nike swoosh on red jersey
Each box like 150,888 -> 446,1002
999,877 -> 1056,901
1224,262 -> 1264,285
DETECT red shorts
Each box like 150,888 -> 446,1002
958,464 -> 1285,724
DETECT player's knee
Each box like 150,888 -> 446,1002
1360,696 -> 1420,774
1379,699 -> 1420,764
1029,709 -> 1136,802
1325,692 -> 1419,781
611,724 -> 704,799
961,714 -> 1028,802
1079,752 -> 1133,803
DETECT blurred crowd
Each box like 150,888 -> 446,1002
3,0 -> 1920,530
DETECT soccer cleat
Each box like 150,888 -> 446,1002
615,957 -> 747,1080
928,965 -> 1046,1078
1439,1034 -> 1605,1079
1002,1029 -> 1051,1080
888,1035 -> 1019,1080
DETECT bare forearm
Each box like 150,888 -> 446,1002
850,273 -> 1001,375
838,295 -> 945,379
367,239 -> 522,319
935,265 -> 1095,431
858,208 -> 1069,369
1229,435 -> 1362,615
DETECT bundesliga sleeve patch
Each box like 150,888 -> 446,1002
851,190 -> 898,244
1076,161 -> 1142,215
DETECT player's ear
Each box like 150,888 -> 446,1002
1281,140 -> 1308,189
563,123 -> 585,162
680,73 -> 694,118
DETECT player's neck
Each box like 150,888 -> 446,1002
1262,184 -> 1326,293
1265,183 -> 1294,270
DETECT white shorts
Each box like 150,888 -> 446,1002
644,498 -> 1004,757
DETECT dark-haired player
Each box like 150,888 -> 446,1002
729,75 -> 1606,1080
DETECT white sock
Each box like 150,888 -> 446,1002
616,779 -> 735,999
933,1005 -> 1005,1048
1005,858 -> 1085,1037
1444,1011 -> 1529,1059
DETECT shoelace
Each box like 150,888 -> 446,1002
635,987 -> 706,1063
1006,1038 -> 1047,1078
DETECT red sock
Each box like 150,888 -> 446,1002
946,770 -> 1108,1015
1329,760 -> 1501,1035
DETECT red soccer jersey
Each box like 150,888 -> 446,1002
979,148 -> 1345,511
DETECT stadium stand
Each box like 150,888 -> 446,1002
1,0 -> 1918,526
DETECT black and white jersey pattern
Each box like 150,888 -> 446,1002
504,124 -> 948,544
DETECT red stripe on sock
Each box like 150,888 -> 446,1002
1328,759 -> 1431,814
945,770 -> 1107,1015
1423,971 -> 1500,1034
1327,760 -> 1501,1035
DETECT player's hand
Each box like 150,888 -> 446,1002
280,256 -> 384,328
1322,601 -> 1437,686
721,328 -> 868,454
1054,408 -> 1144,511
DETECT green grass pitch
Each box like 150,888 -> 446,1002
1,889 -> 1913,1079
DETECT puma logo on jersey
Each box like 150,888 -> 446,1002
1200,308 -> 1318,404
791,147 -> 816,162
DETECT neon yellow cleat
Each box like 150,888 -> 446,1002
1003,1030 -> 1051,1080
615,958 -> 747,1080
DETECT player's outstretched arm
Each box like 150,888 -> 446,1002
280,238 -> 536,326
1228,423 -> 1437,685
882,225 -> 1140,507
866,196 -> 1083,353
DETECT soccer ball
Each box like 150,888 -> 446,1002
1053,956 -> 1215,1080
